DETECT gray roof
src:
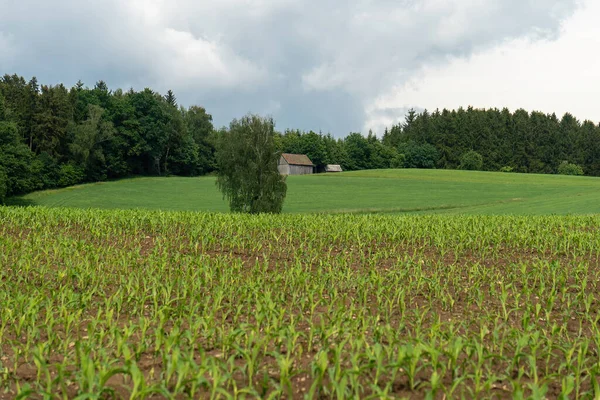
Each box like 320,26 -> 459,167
325,164 -> 343,172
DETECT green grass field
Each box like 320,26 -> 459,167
7,169 -> 600,214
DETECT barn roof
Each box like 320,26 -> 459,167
281,153 -> 314,166
325,164 -> 343,172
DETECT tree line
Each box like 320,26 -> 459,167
277,107 -> 600,176
382,108 -> 600,175
2,74 -> 599,202
0,75 -> 215,202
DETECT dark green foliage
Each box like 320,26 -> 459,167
386,107 -> 600,176
34,152 -> 62,188
69,105 -> 115,181
0,165 -> 7,203
278,130 -> 349,171
369,140 -> 397,169
33,84 -> 72,157
0,75 -> 28,127
557,161 -> 584,176
216,114 -> 287,214
398,141 -> 438,169
459,150 -> 484,171
165,90 -> 177,107
128,89 -> 172,175
4,72 -> 600,204
322,134 -> 348,167
343,133 -> 371,170
0,75 -> 219,199
57,163 -> 85,187
0,121 -> 38,195
391,153 -> 406,169
274,105 -> 600,175
0,92 -> 5,120
285,130 -> 328,169
177,106 -> 215,175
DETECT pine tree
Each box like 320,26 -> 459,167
25,77 -> 39,149
165,90 -> 177,107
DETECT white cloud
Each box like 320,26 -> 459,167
154,29 -> 265,90
0,0 -> 580,134
105,0 -> 267,92
366,0 -> 599,132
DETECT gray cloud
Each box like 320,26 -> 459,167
0,0 -> 578,135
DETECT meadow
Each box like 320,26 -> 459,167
1,207 -> 600,398
7,169 -> 600,215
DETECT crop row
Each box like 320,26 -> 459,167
1,207 -> 600,398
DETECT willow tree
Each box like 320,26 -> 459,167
216,114 -> 287,213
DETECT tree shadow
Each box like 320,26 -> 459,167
3,197 -> 37,207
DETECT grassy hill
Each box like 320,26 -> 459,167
7,169 -> 600,214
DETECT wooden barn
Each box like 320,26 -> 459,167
325,164 -> 343,173
278,153 -> 314,175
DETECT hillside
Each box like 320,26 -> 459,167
7,169 -> 600,214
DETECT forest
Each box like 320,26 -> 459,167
1,74 -> 599,201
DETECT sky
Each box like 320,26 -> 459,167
0,0 -> 595,136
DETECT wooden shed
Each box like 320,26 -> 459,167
278,153 -> 314,175
325,164 -> 343,173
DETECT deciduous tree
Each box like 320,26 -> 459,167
216,114 -> 287,213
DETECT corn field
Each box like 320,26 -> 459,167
1,207 -> 600,399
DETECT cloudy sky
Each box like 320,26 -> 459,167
0,0 -> 596,136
